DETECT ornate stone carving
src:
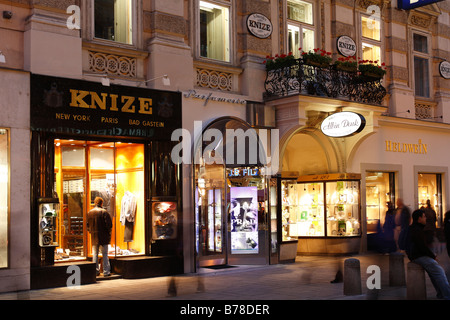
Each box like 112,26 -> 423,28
415,101 -> 435,120
196,68 -> 233,91
410,14 -> 432,29
88,51 -> 137,78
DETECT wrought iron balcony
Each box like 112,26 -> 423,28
264,59 -> 387,105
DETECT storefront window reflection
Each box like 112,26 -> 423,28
0,129 -> 9,268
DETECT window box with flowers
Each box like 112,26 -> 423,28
263,52 -> 297,71
358,60 -> 386,80
334,56 -> 357,72
301,48 -> 332,68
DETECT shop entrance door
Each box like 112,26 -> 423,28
196,163 -> 226,267
54,139 -> 145,262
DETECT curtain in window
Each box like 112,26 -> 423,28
114,0 -> 132,44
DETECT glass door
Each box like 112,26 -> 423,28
196,164 -> 226,267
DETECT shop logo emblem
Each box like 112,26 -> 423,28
321,112 -> 366,138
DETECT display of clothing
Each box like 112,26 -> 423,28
120,191 -> 137,242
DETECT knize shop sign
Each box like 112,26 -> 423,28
247,13 -> 272,39
321,112 -> 366,137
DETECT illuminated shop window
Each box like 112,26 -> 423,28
0,129 -> 9,269
287,0 -> 315,58
199,1 -> 230,62
418,173 -> 442,226
365,172 -> 395,234
281,178 -> 361,239
54,140 -> 145,262
94,0 -> 133,44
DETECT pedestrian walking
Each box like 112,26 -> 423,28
382,201 -> 396,253
395,198 -> 411,251
444,210 -> 450,258
423,199 -> 437,248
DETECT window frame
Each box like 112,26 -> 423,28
359,12 -> 383,65
286,0 -> 316,58
196,0 -> 233,64
82,0 -> 142,50
0,128 -> 10,270
411,30 -> 432,99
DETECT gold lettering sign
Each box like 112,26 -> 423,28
69,89 -> 153,115
385,139 -> 428,154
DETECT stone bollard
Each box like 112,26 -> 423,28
407,262 -> 426,300
344,258 -> 362,296
389,253 -> 406,286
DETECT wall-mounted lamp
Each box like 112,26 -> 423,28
138,74 -> 170,87
83,72 -> 111,86
3,11 -> 12,19
0,51 -> 5,64
101,76 -> 110,87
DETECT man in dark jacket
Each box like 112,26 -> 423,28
406,209 -> 450,300
87,197 -> 113,276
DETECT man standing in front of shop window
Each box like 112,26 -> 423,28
87,197 -> 113,277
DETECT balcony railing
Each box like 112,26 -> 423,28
264,59 -> 387,105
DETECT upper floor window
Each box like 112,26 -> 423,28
361,14 -> 381,63
287,0 -> 315,58
199,1 -> 230,62
94,0 -> 133,45
413,32 -> 430,98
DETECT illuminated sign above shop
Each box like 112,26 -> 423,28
320,112 -> 366,138
397,0 -> 443,10
228,167 -> 262,178
30,74 -> 181,139
246,13 -> 272,39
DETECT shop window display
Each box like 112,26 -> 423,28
54,140 -> 145,261
281,175 -> 361,239
282,181 -> 325,239
365,172 -> 395,234
0,129 -> 9,268
326,181 -> 360,237
418,173 -> 442,226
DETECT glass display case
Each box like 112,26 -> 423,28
326,181 -> 360,237
38,198 -> 60,247
281,173 -> 361,239
152,202 -> 177,240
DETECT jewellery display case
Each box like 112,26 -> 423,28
280,173 -> 361,239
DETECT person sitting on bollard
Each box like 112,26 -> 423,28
405,209 -> 450,300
